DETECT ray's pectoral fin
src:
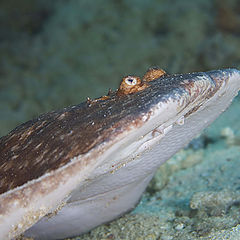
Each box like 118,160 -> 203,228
24,174 -> 154,239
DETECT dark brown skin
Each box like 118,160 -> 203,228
0,96 -> 138,194
0,68 -> 165,194
0,68 -> 225,195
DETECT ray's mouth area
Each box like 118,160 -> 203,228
118,71 -> 230,166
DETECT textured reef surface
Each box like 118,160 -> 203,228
0,0 -> 240,239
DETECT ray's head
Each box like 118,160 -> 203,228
0,67 -> 239,195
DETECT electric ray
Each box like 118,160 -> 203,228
0,68 -> 239,239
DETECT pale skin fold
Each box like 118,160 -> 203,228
0,68 -> 239,239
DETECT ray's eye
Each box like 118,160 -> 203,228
125,77 -> 137,86
117,75 -> 147,96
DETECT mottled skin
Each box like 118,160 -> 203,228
0,67 -> 239,239
0,68 -> 167,194
0,68 -> 231,193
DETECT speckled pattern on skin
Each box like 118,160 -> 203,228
0,70 -> 222,194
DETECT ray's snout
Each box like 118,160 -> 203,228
207,68 -> 240,91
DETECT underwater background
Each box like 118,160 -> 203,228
0,0 -> 240,239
